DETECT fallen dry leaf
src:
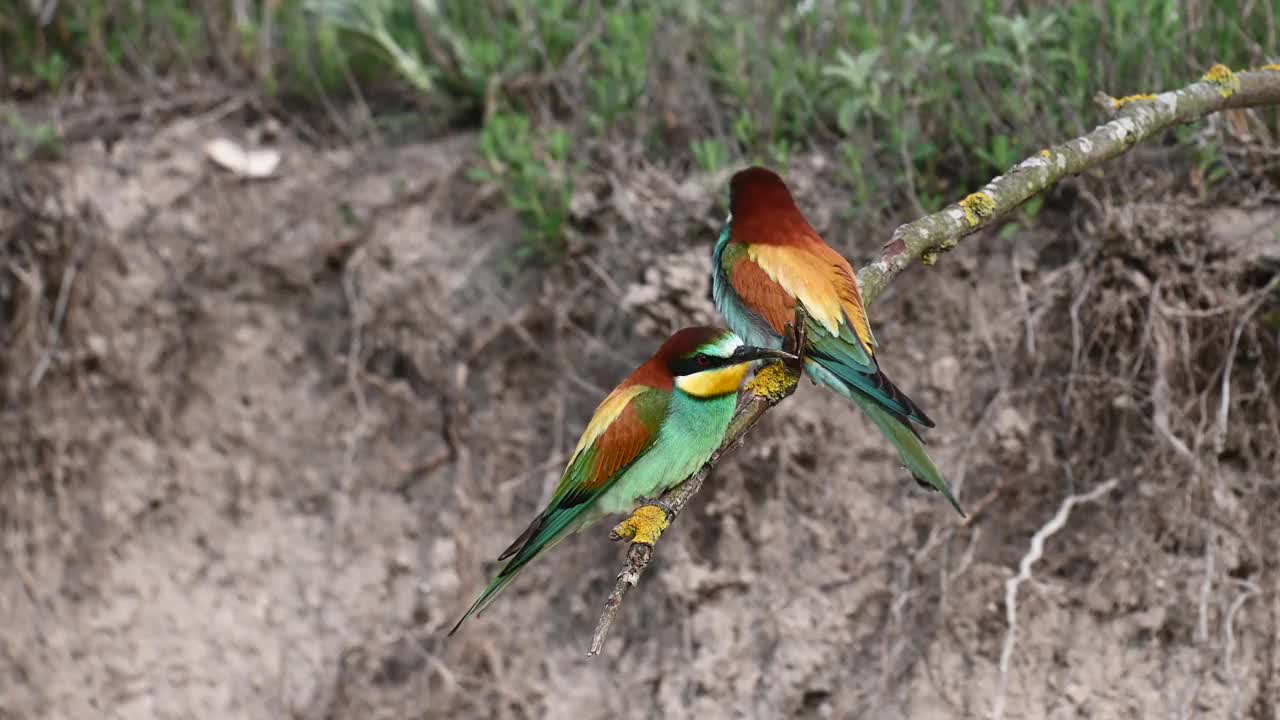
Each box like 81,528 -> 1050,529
203,137 -> 281,178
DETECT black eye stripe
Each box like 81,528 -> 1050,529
671,352 -> 728,376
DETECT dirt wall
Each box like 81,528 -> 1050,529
2,117 -> 1277,719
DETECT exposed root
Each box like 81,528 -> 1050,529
992,478 -> 1119,720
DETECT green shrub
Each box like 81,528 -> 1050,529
2,0 -> 1273,258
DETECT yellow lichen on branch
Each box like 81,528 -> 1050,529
744,360 -> 798,401
959,192 -> 996,228
1113,93 -> 1157,108
1202,64 -> 1240,97
922,234 -> 958,266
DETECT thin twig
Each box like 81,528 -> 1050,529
1010,247 -> 1036,356
332,246 -> 371,557
1212,278 -> 1276,453
28,262 -> 77,389
1196,533 -> 1215,645
1150,284 -> 1198,464
1223,578 -> 1261,719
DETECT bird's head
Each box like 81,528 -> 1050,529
728,166 -> 799,217
655,326 -> 796,398
722,166 -> 814,248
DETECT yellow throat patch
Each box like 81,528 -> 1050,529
675,363 -> 751,398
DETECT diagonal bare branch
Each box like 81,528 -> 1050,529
856,66 -> 1280,305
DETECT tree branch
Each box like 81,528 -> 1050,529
857,65 -> 1280,305
587,64 -> 1280,656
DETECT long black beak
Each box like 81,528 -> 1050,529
728,345 -> 798,365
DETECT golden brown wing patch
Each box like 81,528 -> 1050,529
581,398 -> 656,494
747,241 -> 876,355
727,254 -> 797,336
571,384 -> 646,457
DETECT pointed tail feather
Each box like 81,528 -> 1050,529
805,359 -> 964,516
806,348 -> 935,428
448,505 -> 591,636
448,562 -> 527,636
846,390 -> 965,517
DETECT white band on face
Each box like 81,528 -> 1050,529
706,331 -> 743,358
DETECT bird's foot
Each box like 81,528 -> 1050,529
610,498 -> 675,546
782,305 -> 808,361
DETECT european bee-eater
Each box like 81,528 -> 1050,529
449,326 -> 796,635
711,166 -> 964,516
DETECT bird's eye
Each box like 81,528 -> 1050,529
695,354 -> 711,367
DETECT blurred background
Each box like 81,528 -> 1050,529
1,1 -> 1278,718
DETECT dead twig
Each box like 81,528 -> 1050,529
1212,277 -> 1278,454
330,245 -> 371,568
28,261 -> 77,389
1149,283 -> 1198,465
959,487 -> 1003,528
1223,578 -> 1261,719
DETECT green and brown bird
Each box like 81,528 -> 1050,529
450,326 -> 796,635
711,166 -> 964,516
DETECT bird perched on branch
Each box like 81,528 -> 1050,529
450,326 -> 797,635
711,166 -> 964,517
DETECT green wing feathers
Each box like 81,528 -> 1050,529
805,319 -> 935,428
448,495 -> 593,636
449,387 -> 668,635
